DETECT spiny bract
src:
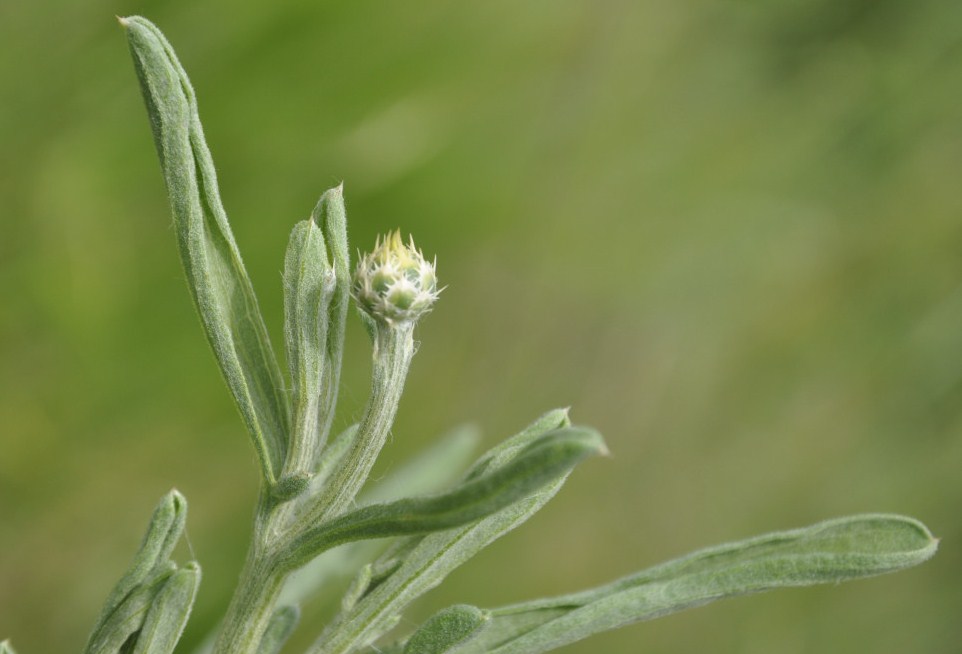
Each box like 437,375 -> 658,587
353,230 -> 440,325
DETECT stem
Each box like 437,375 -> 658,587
214,325 -> 415,653
306,324 -> 415,525
212,497 -> 288,654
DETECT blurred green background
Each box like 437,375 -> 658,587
2,0 -> 960,652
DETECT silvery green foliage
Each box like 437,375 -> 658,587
81,491 -> 200,654
0,15 -> 933,654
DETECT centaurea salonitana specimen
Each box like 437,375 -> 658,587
0,15 -> 936,654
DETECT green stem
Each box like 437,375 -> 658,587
212,498 -> 288,654
305,325 -> 415,525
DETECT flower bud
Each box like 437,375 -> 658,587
353,231 -> 440,325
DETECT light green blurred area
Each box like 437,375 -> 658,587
1,0 -> 960,652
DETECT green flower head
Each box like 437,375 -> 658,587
353,230 -> 440,326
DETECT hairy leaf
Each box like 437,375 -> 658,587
84,491 -> 186,652
402,605 -> 488,654
257,606 -> 300,654
123,16 -> 289,483
280,428 -> 605,568
452,514 -> 939,654
305,409 -> 578,654
131,562 -> 201,654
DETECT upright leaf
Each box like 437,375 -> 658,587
311,186 -> 350,462
258,606 -> 300,654
281,217 -> 334,482
402,605 -> 488,654
85,565 -> 177,654
123,16 -> 289,483
131,562 -> 201,654
84,491 -> 187,652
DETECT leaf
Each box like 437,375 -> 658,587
272,424 -> 478,618
452,514 -> 939,654
84,491 -> 186,652
305,424 -> 358,501
281,216 -> 334,481
280,187 -> 350,481
258,606 -> 300,654
0,640 -> 18,654
279,427 -> 606,569
131,562 -> 201,654
304,409 -> 578,654
85,565 -> 176,654
402,605 -> 489,654
122,16 -> 289,483
312,187 -> 350,461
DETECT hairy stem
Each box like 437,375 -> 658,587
305,325 -> 415,525
212,498 -> 288,654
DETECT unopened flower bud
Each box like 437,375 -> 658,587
353,230 -> 440,325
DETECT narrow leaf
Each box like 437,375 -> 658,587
85,491 -> 186,651
258,606 -> 300,654
122,16 -> 289,483
305,410 -> 580,654
280,428 -> 605,568
85,565 -> 176,654
276,424 -> 479,611
281,216 -> 334,481
131,562 -> 201,654
312,186 -> 350,462
340,564 -> 373,613
306,423 -> 358,500
403,605 -> 488,654
454,514 -> 939,654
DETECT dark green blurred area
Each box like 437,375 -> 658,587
2,0 -> 960,652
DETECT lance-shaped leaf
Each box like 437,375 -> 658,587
130,562 -> 201,654
279,427 -> 605,569
305,423 -> 358,500
85,491 -> 187,652
281,214 -> 335,486
277,424 -> 479,611
280,187 -> 349,484
122,16 -> 289,483
450,514 -> 939,654
85,565 -> 177,654
305,409 -> 578,654
312,186 -> 350,463
257,606 -> 300,654
402,605 -> 488,654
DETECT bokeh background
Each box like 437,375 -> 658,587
2,1 -> 960,652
